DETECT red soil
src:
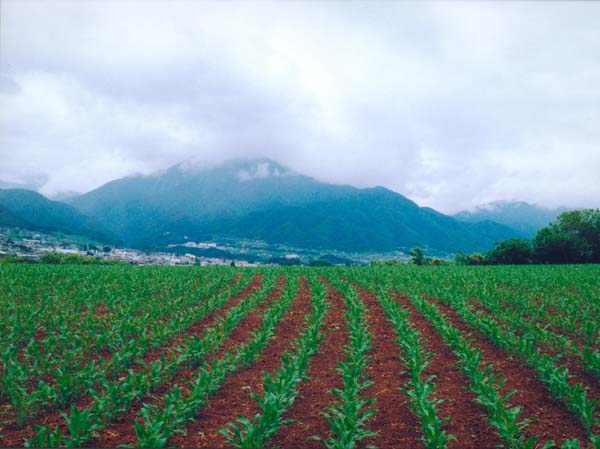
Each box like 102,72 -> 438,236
470,299 -> 600,404
0,274 -> 263,448
356,288 -> 424,449
422,295 -> 590,447
269,282 -> 348,448
89,275 -> 282,448
169,276 -> 313,448
392,292 -> 503,449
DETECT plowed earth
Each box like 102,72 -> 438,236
423,295 -> 590,446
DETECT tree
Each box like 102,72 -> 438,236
553,209 -> 600,262
468,253 -> 485,265
532,210 -> 599,263
486,238 -> 532,265
454,252 -> 485,265
409,247 -> 426,266
454,252 -> 470,265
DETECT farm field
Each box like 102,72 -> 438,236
1,264 -> 600,448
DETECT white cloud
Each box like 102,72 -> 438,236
1,0 -> 599,212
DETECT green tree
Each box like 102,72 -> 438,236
409,247 -> 426,266
468,253 -> 485,265
486,238 -> 532,265
554,209 -> 600,262
454,252 -> 470,265
41,252 -> 64,264
532,209 -> 600,263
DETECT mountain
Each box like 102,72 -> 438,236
72,158 -> 517,253
0,189 -> 113,241
454,201 -> 568,237
0,204 -> 31,228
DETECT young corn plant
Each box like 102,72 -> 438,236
375,289 -> 453,449
407,292 -> 546,449
318,283 -> 378,449
61,405 -> 101,448
220,280 -> 327,448
24,425 -> 64,448
132,275 -> 301,448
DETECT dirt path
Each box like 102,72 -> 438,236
353,287 -> 424,449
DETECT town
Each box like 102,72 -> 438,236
0,228 -> 257,266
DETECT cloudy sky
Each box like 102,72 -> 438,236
1,1 -> 599,213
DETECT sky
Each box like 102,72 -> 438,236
1,1 -> 599,214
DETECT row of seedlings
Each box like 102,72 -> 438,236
399,287 -> 554,449
3,269 -> 241,428
24,272 -> 277,448
375,287 -> 454,448
469,287 -> 600,384
219,276 -> 329,448
318,280 -> 377,449
431,288 -> 600,441
132,275 -> 300,447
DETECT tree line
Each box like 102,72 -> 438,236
454,209 -> 600,265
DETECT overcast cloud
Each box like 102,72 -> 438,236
1,1 -> 599,213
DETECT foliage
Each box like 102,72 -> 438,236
40,252 -> 125,265
458,209 -> 600,265
486,238 -> 533,265
532,209 -> 600,263
409,247 -> 427,265
4,264 -> 600,449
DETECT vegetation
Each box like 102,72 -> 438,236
456,209 -> 600,265
1,264 -> 599,449
40,252 -> 125,265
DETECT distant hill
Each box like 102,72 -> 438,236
0,204 -> 31,228
454,201 -> 567,237
0,189 -> 113,242
71,158 -> 517,253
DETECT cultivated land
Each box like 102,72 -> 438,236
1,264 -> 600,448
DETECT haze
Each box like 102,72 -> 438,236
1,0 -> 599,213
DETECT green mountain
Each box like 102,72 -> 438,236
72,158 -> 517,253
0,204 -> 31,228
0,189 -> 113,241
454,201 -> 568,237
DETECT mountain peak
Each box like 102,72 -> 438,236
234,158 -> 294,182
454,200 -> 568,236
163,157 -> 296,184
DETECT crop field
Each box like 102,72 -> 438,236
1,264 -> 600,448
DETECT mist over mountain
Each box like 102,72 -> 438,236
454,201 -> 568,237
69,158 -> 517,253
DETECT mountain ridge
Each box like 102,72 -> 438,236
68,158 -> 518,253
454,200 -> 568,237
0,189 -> 114,242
